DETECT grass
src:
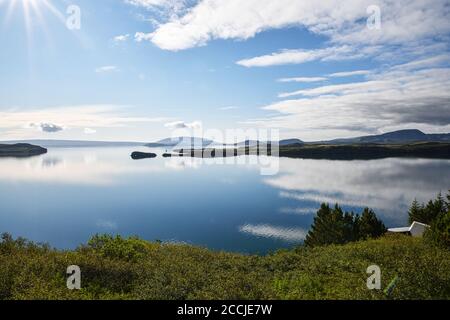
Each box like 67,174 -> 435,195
1,233 -> 449,300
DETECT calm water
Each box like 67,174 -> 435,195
1,147 -> 449,254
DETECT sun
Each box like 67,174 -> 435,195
1,0 -> 65,33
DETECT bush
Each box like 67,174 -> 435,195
1,233 -> 450,299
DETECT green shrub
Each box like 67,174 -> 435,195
1,233 -> 450,300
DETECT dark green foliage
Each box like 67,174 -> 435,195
357,208 -> 387,240
406,191 -> 450,249
85,234 -> 150,262
304,204 -> 386,247
408,192 -> 449,225
426,210 -> 450,249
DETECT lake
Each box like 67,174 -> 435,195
0,147 -> 449,254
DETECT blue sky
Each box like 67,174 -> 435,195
1,0 -> 449,142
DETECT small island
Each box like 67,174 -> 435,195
131,151 -> 157,160
0,143 -> 47,157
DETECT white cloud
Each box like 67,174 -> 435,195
219,106 -> 238,111
113,34 -> 130,42
236,45 -> 371,67
84,128 -> 97,134
125,0 -> 186,10
135,32 -> 153,42
164,120 -> 202,129
28,122 -> 63,133
328,70 -> 371,77
95,66 -> 119,73
277,77 -> 327,83
244,57 -> 450,141
0,105 -> 169,137
136,0 -> 450,51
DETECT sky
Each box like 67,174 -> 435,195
0,0 -> 449,142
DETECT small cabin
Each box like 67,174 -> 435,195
387,221 -> 430,237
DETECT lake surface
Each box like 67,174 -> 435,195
1,147 -> 449,254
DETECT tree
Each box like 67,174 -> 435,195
304,204 -> 386,247
408,199 -> 424,224
357,208 -> 387,240
426,209 -> 450,249
304,204 -> 340,247
408,192 -> 448,225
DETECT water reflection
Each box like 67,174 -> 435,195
0,148 -> 448,252
0,147 -> 167,185
239,224 -> 307,242
265,158 -> 450,223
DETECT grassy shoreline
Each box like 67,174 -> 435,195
1,233 -> 449,300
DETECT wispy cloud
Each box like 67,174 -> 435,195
0,105 -> 170,137
84,128 -> 97,134
125,0 -> 187,11
95,65 -> 119,73
113,34 -> 130,42
328,70 -> 371,77
236,45 -> 370,67
219,106 -> 239,111
245,56 -> 450,140
277,77 -> 327,83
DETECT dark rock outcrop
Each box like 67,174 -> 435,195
0,143 -> 47,157
131,151 -> 157,160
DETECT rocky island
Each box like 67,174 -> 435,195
131,151 -> 157,160
0,143 -> 47,157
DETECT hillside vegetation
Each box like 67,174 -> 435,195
1,233 -> 449,300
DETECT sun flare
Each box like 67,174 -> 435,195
1,0 -> 65,32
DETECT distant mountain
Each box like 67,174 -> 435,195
0,140 -> 146,148
146,137 -> 214,148
321,129 -> 450,145
147,137 -> 304,148
278,139 -> 304,146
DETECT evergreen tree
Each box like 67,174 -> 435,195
304,204 -> 347,247
408,198 -> 424,224
357,208 -> 387,239
426,209 -> 450,249
446,190 -> 450,210
408,193 -> 447,225
305,204 -> 386,247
